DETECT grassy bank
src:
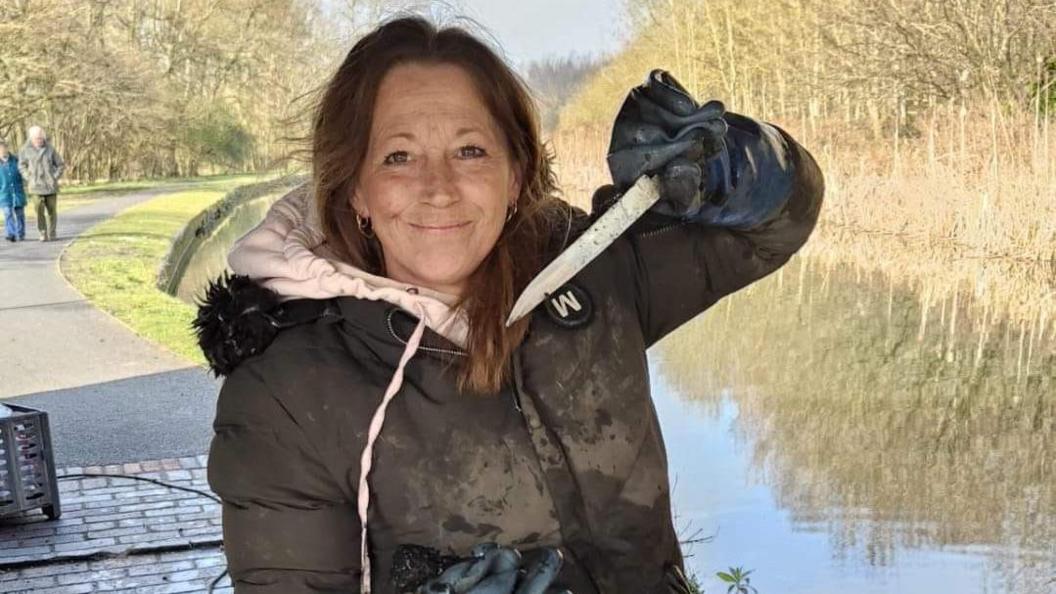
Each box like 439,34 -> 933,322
60,174 -> 266,364
20,177 -> 204,224
62,177 -> 202,196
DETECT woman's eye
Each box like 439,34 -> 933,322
383,151 -> 409,165
458,145 -> 486,159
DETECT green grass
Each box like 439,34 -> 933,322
61,174 -> 236,196
62,179 -> 171,197
24,194 -> 133,222
60,174 -> 267,364
22,176 -> 218,223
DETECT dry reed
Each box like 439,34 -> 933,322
547,95 -> 1056,332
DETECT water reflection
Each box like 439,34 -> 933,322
175,195 -> 281,303
655,256 -> 1055,593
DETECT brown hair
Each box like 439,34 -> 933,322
313,16 -> 570,394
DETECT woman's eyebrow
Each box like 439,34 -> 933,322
376,126 -> 488,143
379,131 -> 416,143
455,127 -> 486,137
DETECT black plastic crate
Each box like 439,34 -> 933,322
0,403 -> 61,520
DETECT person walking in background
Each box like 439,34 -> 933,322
0,139 -> 27,242
18,126 -> 64,241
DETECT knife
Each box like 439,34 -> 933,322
505,174 -> 661,326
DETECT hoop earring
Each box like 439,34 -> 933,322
356,213 -> 374,238
505,202 -> 518,223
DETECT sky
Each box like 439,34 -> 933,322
325,0 -> 630,67
455,0 -> 629,65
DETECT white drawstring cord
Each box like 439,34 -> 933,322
357,307 -> 427,593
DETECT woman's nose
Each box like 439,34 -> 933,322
421,157 -> 458,205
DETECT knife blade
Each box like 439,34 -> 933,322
505,174 -> 661,326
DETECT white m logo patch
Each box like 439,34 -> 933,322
543,283 -> 592,328
549,291 -> 582,318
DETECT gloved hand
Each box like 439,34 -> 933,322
400,543 -> 570,594
606,69 -> 731,219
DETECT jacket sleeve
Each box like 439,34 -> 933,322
15,159 -> 25,191
17,151 -> 28,180
618,114 -> 824,346
208,362 -> 362,593
51,149 -> 65,181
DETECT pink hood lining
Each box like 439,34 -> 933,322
227,185 -> 469,347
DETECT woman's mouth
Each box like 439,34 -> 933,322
408,221 -> 471,233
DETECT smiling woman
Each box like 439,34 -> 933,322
352,62 -> 521,299
308,18 -> 570,396
196,14 -> 823,594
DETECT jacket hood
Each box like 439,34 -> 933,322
227,184 -> 469,347
216,183 -> 456,587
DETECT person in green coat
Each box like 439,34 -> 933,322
0,139 -> 27,242
18,125 -> 65,241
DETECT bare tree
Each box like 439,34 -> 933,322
0,0 -> 343,180
825,0 -> 1056,105
525,55 -> 609,131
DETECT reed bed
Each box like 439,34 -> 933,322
547,96 -> 1056,332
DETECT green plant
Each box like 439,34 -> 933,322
688,573 -> 704,594
717,567 -> 757,594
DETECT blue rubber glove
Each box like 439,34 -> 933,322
604,69 -> 799,230
415,544 -> 569,594
606,69 -> 730,219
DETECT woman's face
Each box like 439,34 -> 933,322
353,62 -> 521,297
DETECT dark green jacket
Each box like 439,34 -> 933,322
203,116 -> 824,593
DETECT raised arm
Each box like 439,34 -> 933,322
589,71 -> 822,346
603,112 -> 824,346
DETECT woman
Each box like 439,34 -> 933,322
0,139 -> 27,242
197,16 -> 823,594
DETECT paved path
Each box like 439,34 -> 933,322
0,188 -> 220,466
0,456 -> 232,593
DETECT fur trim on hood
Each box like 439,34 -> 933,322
193,274 -> 345,377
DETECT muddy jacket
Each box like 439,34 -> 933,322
202,114 -> 824,593
18,141 -> 64,196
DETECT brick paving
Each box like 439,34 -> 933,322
0,455 -> 233,593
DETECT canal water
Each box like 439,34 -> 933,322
174,194 -> 282,303
178,203 -> 1054,593
655,258 -> 1054,593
